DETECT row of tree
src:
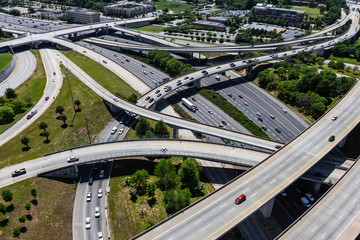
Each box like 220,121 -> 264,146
0,88 -> 27,125
124,158 -> 204,215
135,117 -> 170,139
148,50 -> 193,77
332,40 -> 360,61
235,28 -> 283,44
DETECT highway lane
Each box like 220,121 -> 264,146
0,50 -> 36,96
0,48 -> 63,147
278,158 -> 360,240
52,48 -> 280,150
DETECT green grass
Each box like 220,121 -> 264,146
123,118 -> 173,140
155,0 -> 196,13
0,50 -> 46,132
0,52 -> 12,72
133,25 -> 166,33
108,158 -> 214,239
60,50 -> 139,99
202,52 -> 227,58
173,104 -> 198,122
291,6 -> 323,18
0,67 -> 113,169
199,88 -> 270,139
328,54 -> 360,66
0,177 -> 75,240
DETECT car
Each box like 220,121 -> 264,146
244,102 -> 249,106
331,116 -> 337,121
229,62 -> 235,67
192,97 -> 196,101
67,156 -> 79,163
113,97 -> 118,102
262,126 -> 267,131
150,71 -> 154,74
301,196 -> 311,208
270,115 -> 275,119
256,112 -> 261,117
88,177 -> 93,186
190,77 -> 194,80
145,96 -> 150,101
142,64 -> 146,67
282,108 -> 287,113
235,194 -> 246,205
53,72 -> 56,75
155,90 -> 160,94
216,66 -> 221,69
275,128 -> 281,133
157,93 -> 162,97
306,193 -> 314,201
208,110 -> 213,114
184,76 -> 189,80
126,59 -> 130,62
111,127 -> 117,134
215,76 -> 220,81
99,170 -> 105,178
85,217 -> 91,229
149,98 -> 154,103
258,117 -> 263,122
103,60 -> 107,64
328,135 -> 335,142
281,191 -> 287,197
222,120 -> 227,125
11,168 -> 26,177
95,207 -> 100,218
238,94 -> 243,98
201,70 -> 207,73
275,145 -> 282,149
143,71 -> 148,75
86,192 -> 91,202
203,71 -> 208,75
27,114 -> 32,119
45,96 -> 49,101
176,89 -> 181,93
118,128 -> 124,135
98,232 -> 103,240
98,188 -> 103,198
231,96 -> 235,100
177,82 -> 182,86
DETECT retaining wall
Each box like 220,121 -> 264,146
0,53 -> 15,83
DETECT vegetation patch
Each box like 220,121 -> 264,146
173,104 -> 198,122
0,52 -> 12,72
154,0 -> 196,13
291,6 -> 323,18
124,117 -> 173,140
199,88 -> 270,139
0,67 -> 113,168
0,177 -> 75,240
60,50 -> 139,101
108,157 -> 214,239
133,25 -> 166,33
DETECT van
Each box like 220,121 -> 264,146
31,109 -> 37,115
301,196 -> 311,208
215,76 -> 220,81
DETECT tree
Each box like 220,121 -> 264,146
12,227 -> 21,238
18,215 -> 26,225
0,106 -> 14,124
55,105 -> 64,115
154,158 -> 178,190
127,94 -> 138,103
24,202 -> 31,213
2,190 -> 13,203
30,188 -> 37,199
178,158 -> 200,191
74,99 -> 81,110
129,169 -> 150,190
21,137 -> 30,148
154,120 -> 170,138
135,117 -> 151,137
11,98 -> 25,114
164,188 -> 191,215
5,88 -> 17,99
311,102 -> 326,119
147,183 -> 156,198
40,131 -> 50,142
39,121 -> 48,132
59,114 -> 67,125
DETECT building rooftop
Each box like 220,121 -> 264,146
193,20 -> 225,27
66,9 -> 100,15
254,4 -> 305,14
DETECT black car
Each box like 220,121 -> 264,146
88,177 -> 93,185
222,120 -> 227,125
149,98 -> 154,103
275,128 -> 282,133
145,96 -> 150,101
258,117 -> 263,122
328,135 -> 335,142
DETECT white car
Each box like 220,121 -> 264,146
85,217 -> 91,229
306,193 -> 315,201
118,128 -> 124,135
282,108 -> 287,113
95,207 -> 100,218
110,127 -> 117,134
98,232 -> 103,240
98,189 -> 103,198
331,116 -> 337,121
99,170 -> 105,178
86,192 -> 91,202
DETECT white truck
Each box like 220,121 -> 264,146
181,98 -> 196,112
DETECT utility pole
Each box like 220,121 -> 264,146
84,113 -> 91,144
65,67 -> 76,113
161,148 -> 168,192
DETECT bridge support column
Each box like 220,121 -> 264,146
194,79 -> 201,89
32,41 -> 39,49
74,32 -> 77,40
259,198 -> 274,219
315,182 -> 321,192
246,66 -> 252,75
338,135 -> 347,148
316,48 -> 324,57
172,126 -> 180,139
135,35 -> 142,42
121,32 -> 125,38
8,46 -> 14,55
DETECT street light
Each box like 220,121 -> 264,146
161,148 -> 168,191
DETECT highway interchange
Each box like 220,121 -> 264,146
0,2 -> 360,239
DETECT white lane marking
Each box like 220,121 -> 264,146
344,193 -> 348,199
353,198 -> 357,204
227,208 -> 235,214
243,188 -> 250,193
200,225 -> 209,232
312,226 -> 318,232
357,179 -> 360,184
270,179 -> 276,184
264,174 -> 270,179
329,209 -> 334,215
321,233 -> 327,239
194,219 -> 202,225
250,193 -> 257,198
287,166 -> 293,171
338,215 -> 343,221
280,164 -> 285,168
220,203 -> 227,209
169,237 -> 174,240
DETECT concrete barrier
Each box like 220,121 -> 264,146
0,53 -> 15,83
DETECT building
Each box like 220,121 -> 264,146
253,3 -> 305,24
192,20 -> 226,31
104,1 -> 155,18
65,9 -> 100,24
207,17 -> 227,24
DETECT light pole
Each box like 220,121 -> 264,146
161,148 -> 168,191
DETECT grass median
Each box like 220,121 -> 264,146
133,25 -> 166,33
0,177 -> 75,239
199,88 -> 270,139
60,50 -> 139,100
0,67 -> 113,168
0,52 -> 12,71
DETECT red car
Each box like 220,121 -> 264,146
262,126 -> 267,131
45,96 -> 49,101
26,114 -> 32,119
126,59 -> 130,62
238,94 -> 243,99
235,194 -> 246,205
192,97 -> 196,101
53,72 -> 56,75
229,62 -> 235,67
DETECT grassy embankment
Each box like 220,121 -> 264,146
133,25 -> 166,33
0,52 -> 12,71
